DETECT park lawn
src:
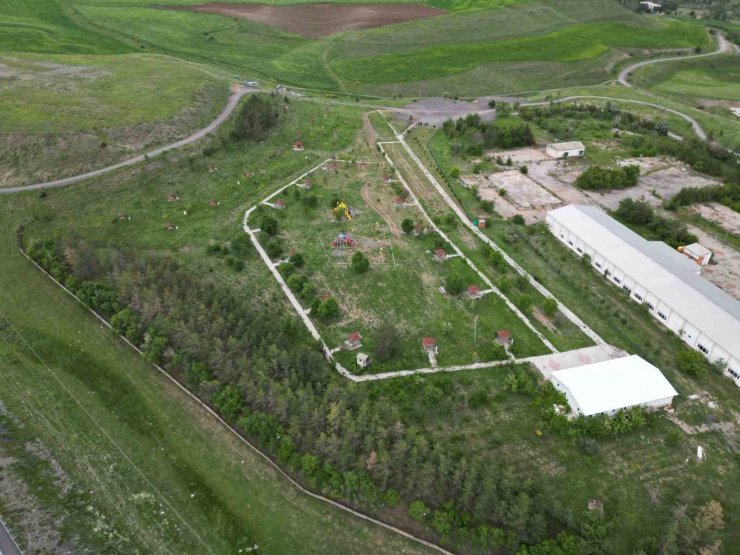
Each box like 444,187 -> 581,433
0,53 -> 229,134
0,221 -> 434,555
252,156 -> 549,372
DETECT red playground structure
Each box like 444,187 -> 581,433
331,232 -> 355,248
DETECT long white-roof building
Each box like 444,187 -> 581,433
551,355 -> 678,416
546,205 -> 740,387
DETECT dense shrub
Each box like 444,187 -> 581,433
575,165 -> 640,190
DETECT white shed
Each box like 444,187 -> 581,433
550,355 -> 677,417
681,243 -> 712,266
546,141 -> 585,159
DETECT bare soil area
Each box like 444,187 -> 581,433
162,3 -> 445,38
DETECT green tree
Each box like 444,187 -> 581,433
374,323 -> 401,362
351,251 -> 370,273
542,298 -> 557,317
409,500 -> 429,522
676,349 -> 708,378
317,297 -> 340,319
260,215 -> 278,236
401,218 -> 415,234
233,95 -> 278,141
445,273 -> 464,295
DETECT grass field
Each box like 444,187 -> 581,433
0,53 -> 228,133
636,54 -> 740,101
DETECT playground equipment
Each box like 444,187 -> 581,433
331,232 -> 355,248
333,201 -> 352,221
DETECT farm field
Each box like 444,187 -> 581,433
248,153 -> 550,372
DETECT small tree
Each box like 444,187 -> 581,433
445,273 -> 464,295
542,298 -> 557,316
401,218 -> 415,234
260,215 -> 279,236
409,500 -> 429,522
512,214 -> 525,225
351,251 -> 370,273
517,294 -> 533,312
519,165 -> 528,175
287,273 -> 307,292
317,297 -> 340,319
289,252 -> 304,267
676,349 -> 708,378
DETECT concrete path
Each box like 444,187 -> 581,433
618,33 -> 735,87
0,517 -> 22,555
0,86 -> 257,195
378,141 -> 559,353
392,129 -> 607,347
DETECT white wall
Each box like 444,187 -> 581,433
546,214 -> 740,388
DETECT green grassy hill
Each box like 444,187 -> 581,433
1,0 -> 710,96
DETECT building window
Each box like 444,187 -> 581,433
622,285 -> 632,295
595,262 -> 602,269
568,240 -> 574,246
576,247 -> 583,253
657,311 -> 667,320
698,344 -> 709,354
729,368 -> 739,379
613,276 -> 621,284
646,303 -> 655,311
634,293 -> 643,301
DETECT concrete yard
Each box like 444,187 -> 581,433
685,224 -> 740,300
691,202 -> 740,235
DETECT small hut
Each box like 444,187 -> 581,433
434,248 -> 447,261
299,178 -> 313,190
292,140 -> 305,151
421,337 -> 438,354
344,332 -> 363,351
467,285 -> 482,300
275,199 -> 286,210
496,330 -> 513,347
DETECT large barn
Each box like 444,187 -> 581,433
550,355 -> 678,417
546,204 -> 740,387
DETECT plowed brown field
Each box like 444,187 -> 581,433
162,3 -> 446,37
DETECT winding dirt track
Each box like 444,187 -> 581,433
0,86 -> 257,195
618,33 -> 735,87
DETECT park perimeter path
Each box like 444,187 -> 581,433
0,86 -> 257,195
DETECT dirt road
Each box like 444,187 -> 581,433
618,33 -> 735,87
0,86 -> 257,195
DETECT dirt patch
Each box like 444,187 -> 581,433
161,3 -> 445,38
532,307 -> 557,333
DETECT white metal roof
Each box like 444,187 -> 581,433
547,205 -> 740,363
551,355 -> 677,416
547,141 -> 585,151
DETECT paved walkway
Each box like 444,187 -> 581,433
0,517 -> 22,555
0,86 -> 257,195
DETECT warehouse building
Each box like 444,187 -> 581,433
550,355 -> 677,417
546,205 -> 740,387
546,141 -> 585,159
